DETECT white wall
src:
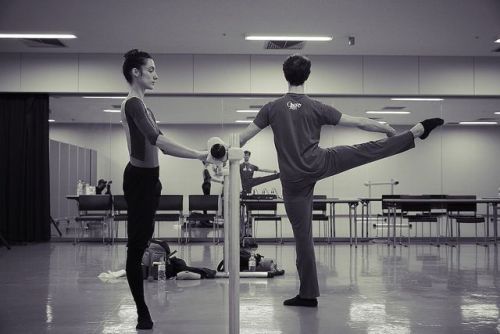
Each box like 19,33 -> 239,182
49,123 -> 500,205
2,53 -> 500,95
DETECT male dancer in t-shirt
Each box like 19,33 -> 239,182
238,54 -> 443,307
240,150 -> 280,195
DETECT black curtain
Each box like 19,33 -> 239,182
0,94 -> 50,242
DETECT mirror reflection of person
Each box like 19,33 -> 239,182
202,162 -> 223,195
240,150 -> 280,195
120,49 -> 208,330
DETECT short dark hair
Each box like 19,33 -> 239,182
244,150 -> 251,155
283,54 -> 311,86
122,49 -> 153,84
211,144 -> 226,160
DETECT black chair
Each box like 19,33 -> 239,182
381,195 -> 404,244
400,195 -> 441,246
246,200 -> 282,244
184,195 -> 221,243
445,195 -> 486,246
74,195 -> 112,244
154,195 -> 184,243
313,195 -> 329,241
113,195 -> 128,240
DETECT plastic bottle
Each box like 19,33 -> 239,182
248,252 -> 256,272
77,180 -> 83,195
158,256 -> 166,282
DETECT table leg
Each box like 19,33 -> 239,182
493,203 -> 498,245
392,205 -> 397,248
353,204 -> 358,248
361,203 -> 364,240
349,205 -> 352,246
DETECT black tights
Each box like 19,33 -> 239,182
123,163 -> 161,320
126,246 -> 150,319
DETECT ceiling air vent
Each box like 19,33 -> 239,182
23,38 -> 66,48
382,106 -> 406,110
265,40 -> 305,50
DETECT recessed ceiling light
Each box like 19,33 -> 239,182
378,121 -> 387,124
495,38 -> 500,43
495,112 -> 500,115
48,119 -> 55,122
156,121 -> 160,124
459,121 -> 497,125
235,120 -> 253,123
83,96 -> 127,99
0,33 -> 77,39
245,35 -> 332,41
236,109 -> 259,113
366,111 -> 411,114
103,109 -> 120,113
391,98 -> 444,101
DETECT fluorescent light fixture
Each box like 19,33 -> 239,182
366,111 -> 411,115
495,38 -> 500,43
245,35 -> 332,41
236,109 -> 259,113
0,33 -> 77,39
235,120 -> 253,123
156,121 -> 160,123
459,121 -> 497,125
83,96 -> 127,99
378,121 -> 387,124
103,109 -> 120,113
495,112 -> 500,115
48,119 -> 55,122
391,98 -> 444,101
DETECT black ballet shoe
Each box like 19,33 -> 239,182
420,118 -> 444,139
136,316 -> 154,330
283,295 -> 318,307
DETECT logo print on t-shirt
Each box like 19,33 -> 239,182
287,101 -> 302,110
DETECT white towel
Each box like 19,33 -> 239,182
176,271 -> 201,280
98,269 -> 127,283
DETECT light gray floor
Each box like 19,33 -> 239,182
1,242 -> 499,334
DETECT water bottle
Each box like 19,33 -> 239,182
76,180 -> 83,195
248,253 -> 256,272
158,257 -> 166,282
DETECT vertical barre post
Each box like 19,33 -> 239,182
228,133 -> 241,334
223,169 -> 230,274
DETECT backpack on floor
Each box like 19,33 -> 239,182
141,239 -> 174,280
141,240 -> 216,280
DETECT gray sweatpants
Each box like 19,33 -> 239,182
281,131 -> 415,298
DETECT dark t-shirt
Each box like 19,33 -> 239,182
253,93 -> 342,182
240,162 -> 259,186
